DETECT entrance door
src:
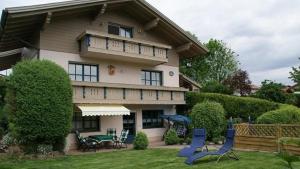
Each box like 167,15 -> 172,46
123,112 -> 136,143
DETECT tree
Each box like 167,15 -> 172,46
289,58 -> 300,87
223,69 -> 252,96
5,60 -> 73,152
254,80 -> 286,103
180,38 -> 239,85
0,76 -> 8,131
201,81 -> 233,95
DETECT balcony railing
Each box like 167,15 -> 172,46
77,30 -> 171,66
72,81 -> 187,105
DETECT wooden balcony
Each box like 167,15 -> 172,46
72,81 -> 187,105
77,30 -> 171,66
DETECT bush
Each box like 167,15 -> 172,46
254,80 -> 286,103
202,81 -> 233,95
164,129 -> 179,145
133,132 -> 149,150
2,133 -> 16,145
186,137 -> 192,145
0,127 -> 4,139
279,137 -> 300,146
190,101 -> 226,140
186,92 -> 279,121
0,76 -> 8,131
6,60 -> 73,152
256,105 -> 300,124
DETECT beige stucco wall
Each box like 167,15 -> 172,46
40,10 -> 179,67
40,50 -> 179,87
65,105 -> 176,151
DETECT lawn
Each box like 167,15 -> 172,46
0,149 -> 299,169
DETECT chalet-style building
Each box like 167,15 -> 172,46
0,0 -> 207,151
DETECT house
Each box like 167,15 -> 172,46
179,73 -> 201,92
0,0 -> 207,151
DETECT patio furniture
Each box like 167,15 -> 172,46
89,135 -> 114,148
161,115 -> 191,140
107,128 -> 117,140
185,129 -> 239,165
113,129 -> 129,149
178,128 -> 207,157
75,130 -> 97,152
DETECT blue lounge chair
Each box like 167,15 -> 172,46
185,129 -> 239,165
178,128 -> 207,157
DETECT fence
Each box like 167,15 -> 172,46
234,124 -> 300,154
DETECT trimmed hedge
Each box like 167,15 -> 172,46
257,105 -> 300,124
186,92 -> 279,120
190,101 -> 226,140
6,60 -> 73,152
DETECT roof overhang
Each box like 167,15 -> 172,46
0,0 -> 208,57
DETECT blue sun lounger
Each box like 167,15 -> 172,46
178,128 -> 207,157
185,129 -> 239,165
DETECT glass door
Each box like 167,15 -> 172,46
123,112 -> 136,143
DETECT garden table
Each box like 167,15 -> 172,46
89,135 -> 114,149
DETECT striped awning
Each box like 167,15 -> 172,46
77,105 -> 130,116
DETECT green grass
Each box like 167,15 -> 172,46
0,149 -> 299,169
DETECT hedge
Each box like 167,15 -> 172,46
186,92 -> 279,120
257,105 -> 300,124
6,60 -> 73,152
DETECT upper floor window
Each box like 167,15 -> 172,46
141,70 -> 162,86
68,63 -> 98,82
108,23 -> 133,38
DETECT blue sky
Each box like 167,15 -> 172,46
0,0 -> 299,85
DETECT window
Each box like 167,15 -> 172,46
68,63 -> 98,82
142,110 -> 163,129
108,23 -> 133,38
141,70 -> 162,86
72,112 -> 100,132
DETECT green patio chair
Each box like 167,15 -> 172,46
107,128 -> 117,140
114,129 -> 129,149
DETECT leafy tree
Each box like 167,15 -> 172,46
223,69 -> 252,96
254,80 -> 286,103
5,60 -> 73,152
290,58 -> 300,87
202,81 -> 233,95
0,76 -> 8,132
180,38 -> 239,85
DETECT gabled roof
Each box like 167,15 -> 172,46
0,0 -> 208,56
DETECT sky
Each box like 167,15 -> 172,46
0,0 -> 299,85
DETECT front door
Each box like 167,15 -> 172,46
123,112 -> 136,143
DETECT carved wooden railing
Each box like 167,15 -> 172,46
72,81 -> 187,105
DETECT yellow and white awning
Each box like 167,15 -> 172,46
77,105 -> 130,116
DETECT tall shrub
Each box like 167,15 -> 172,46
6,60 -> 73,152
190,101 -> 226,140
186,92 -> 279,121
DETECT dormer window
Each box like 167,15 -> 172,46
108,23 -> 133,38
